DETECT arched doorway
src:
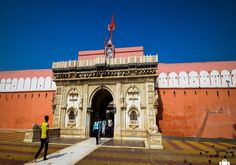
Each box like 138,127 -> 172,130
90,88 -> 114,137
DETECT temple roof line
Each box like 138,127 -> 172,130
53,55 -> 158,70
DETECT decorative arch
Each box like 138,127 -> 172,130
221,70 -> 232,87
89,86 -> 115,107
232,69 -> 236,87
0,79 -> 6,91
31,77 -> 38,90
37,77 -> 45,90
158,72 -> 168,88
66,87 -> 80,110
199,70 -> 210,87
45,76 -> 52,89
125,85 -> 141,108
65,107 -> 77,128
24,77 -> 31,90
179,71 -> 189,87
5,78 -> 11,91
128,106 -> 140,117
189,71 -> 199,87
11,78 -> 18,91
67,87 -> 79,96
168,72 -> 178,87
128,106 -> 140,129
210,70 -> 221,87
17,78 -> 24,91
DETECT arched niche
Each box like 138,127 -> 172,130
221,70 -> 232,87
179,71 -> 189,88
199,70 -> 210,87
231,69 -> 236,87
0,79 -> 6,91
17,78 -> 24,91
158,72 -> 168,88
128,107 -> 140,129
210,70 -> 221,87
65,107 -> 77,128
11,78 -> 18,91
31,77 -> 38,90
125,85 -> 141,109
189,71 -> 199,87
5,78 -> 12,91
45,76 -> 52,89
24,77 -> 31,90
168,72 -> 178,87
37,77 -> 45,90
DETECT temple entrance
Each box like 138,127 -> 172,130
90,88 -> 115,138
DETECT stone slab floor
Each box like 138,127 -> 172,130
76,138 -> 236,165
0,132 -> 235,165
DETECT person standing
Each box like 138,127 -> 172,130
34,115 -> 49,162
107,117 -> 113,137
101,120 -> 106,136
93,117 -> 100,145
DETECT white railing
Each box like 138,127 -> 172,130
52,55 -> 158,69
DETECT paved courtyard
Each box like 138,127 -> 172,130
0,132 -> 235,165
0,132 -> 77,164
76,138 -> 236,165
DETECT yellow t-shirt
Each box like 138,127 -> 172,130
41,122 -> 49,139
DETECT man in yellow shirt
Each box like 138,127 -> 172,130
34,115 -> 49,162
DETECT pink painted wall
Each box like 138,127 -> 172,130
157,88 -> 236,138
78,46 -> 144,60
0,92 -> 54,129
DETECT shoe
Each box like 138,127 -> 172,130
43,158 -> 47,161
34,158 -> 37,163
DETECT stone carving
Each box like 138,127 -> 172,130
147,122 -> 159,135
147,122 -> 163,149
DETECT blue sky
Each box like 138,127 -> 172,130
0,0 -> 236,71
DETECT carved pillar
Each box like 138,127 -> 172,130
114,82 -> 121,139
82,84 -> 89,137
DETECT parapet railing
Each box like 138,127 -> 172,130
52,55 -> 158,69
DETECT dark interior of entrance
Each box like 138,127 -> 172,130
90,88 -> 114,137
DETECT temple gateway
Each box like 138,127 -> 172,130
52,46 -> 163,149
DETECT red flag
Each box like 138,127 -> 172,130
108,15 -> 115,32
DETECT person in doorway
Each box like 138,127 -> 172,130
107,117 -> 113,137
34,115 -> 49,162
102,120 -> 106,136
93,117 -> 101,145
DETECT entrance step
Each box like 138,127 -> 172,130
25,138 -> 110,165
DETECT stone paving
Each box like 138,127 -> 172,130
0,132 -> 77,165
0,132 -> 236,165
76,139 -> 236,165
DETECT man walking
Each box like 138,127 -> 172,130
93,117 -> 101,145
34,115 -> 49,162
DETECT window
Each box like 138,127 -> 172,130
69,111 -> 75,120
129,109 -> 139,129
130,111 -> 137,120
